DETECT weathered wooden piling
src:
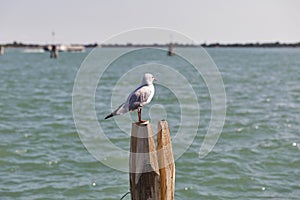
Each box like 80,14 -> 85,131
130,121 -> 160,200
157,120 -> 175,200
129,120 -> 175,200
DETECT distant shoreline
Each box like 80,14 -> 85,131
1,41 -> 300,48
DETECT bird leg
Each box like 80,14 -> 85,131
138,108 -> 141,122
137,108 -> 146,123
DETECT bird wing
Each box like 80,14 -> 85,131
128,84 -> 153,111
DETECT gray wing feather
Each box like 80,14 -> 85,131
128,85 -> 152,111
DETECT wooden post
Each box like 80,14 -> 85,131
157,120 -> 175,200
50,45 -> 58,58
129,120 -> 175,200
130,121 -> 160,200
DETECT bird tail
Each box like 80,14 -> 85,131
104,113 -> 114,120
105,103 -> 128,120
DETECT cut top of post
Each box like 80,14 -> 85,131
131,121 -> 155,138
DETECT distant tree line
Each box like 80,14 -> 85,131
1,41 -> 300,48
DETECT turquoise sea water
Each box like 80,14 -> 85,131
1,47 -> 300,199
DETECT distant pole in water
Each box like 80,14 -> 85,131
50,45 -> 58,58
50,31 -> 58,58
51,31 -> 55,44
0,46 -> 4,55
168,43 -> 175,56
168,34 -> 175,56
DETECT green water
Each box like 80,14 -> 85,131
1,47 -> 300,199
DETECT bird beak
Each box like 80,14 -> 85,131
154,77 -> 157,81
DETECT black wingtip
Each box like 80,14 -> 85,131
104,113 -> 113,120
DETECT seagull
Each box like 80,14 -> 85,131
105,73 -> 156,123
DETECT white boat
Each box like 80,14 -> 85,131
45,45 -> 85,52
59,45 -> 85,52
23,48 -> 45,53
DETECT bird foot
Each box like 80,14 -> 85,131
138,120 -> 148,124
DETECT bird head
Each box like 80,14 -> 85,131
142,73 -> 156,85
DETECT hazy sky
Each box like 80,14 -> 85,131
1,0 -> 299,44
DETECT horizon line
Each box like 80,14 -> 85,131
1,41 -> 300,48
